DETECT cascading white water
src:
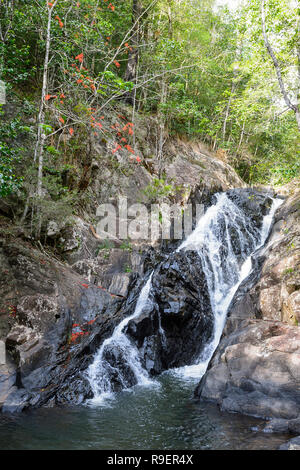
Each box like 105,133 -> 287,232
87,191 -> 283,403
87,275 -> 155,404
173,194 -> 283,379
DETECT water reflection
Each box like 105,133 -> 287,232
0,375 -> 287,450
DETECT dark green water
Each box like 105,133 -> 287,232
0,374 -> 288,450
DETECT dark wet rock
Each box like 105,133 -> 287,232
102,344 -> 138,391
1,388 -> 31,413
125,188 -> 274,378
225,188 -> 273,230
0,237 -> 129,412
263,419 -> 290,434
288,417 -> 300,435
54,374 -> 93,406
126,250 -> 214,375
263,417 -> 300,435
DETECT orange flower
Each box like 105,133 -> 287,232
125,144 -> 134,154
75,53 -> 84,63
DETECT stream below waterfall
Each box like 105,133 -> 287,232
0,191 -> 288,450
0,374 -> 289,450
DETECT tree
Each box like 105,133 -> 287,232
124,0 -> 143,104
261,0 -> 300,131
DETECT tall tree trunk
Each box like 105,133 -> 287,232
237,119 -> 246,153
222,80 -> 236,142
157,79 -> 167,177
124,0 -> 142,104
261,0 -> 299,131
222,39 -> 243,142
156,0 -> 173,175
167,0 -> 173,39
33,1 -> 57,236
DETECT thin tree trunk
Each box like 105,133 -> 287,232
156,0 -> 173,176
222,81 -> 235,142
261,0 -> 299,131
157,79 -> 167,177
124,0 -> 142,104
167,0 -> 173,39
131,58 -> 139,149
237,119 -> 245,153
34,1 -> 57,236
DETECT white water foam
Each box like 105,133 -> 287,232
87,274 -> 156,405
172,195 -> 283,380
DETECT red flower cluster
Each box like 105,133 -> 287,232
8,305 -> 17,318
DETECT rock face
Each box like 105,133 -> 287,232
82,124 -> 246,219
124,188 -> 273,378
0,238 -> 132,412
197,321 -> 300,419
279,436 -> 300,450
126,250 -> 214,375
0,354 -> 16,409
0,183 -> 279,412
197,183 -> 300,422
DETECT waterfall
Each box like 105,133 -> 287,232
87,191 -> 283,403
173,194 -> 283,379
87,275 -> 155,404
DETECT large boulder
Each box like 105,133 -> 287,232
279,436 -> 300,450
197,320 -> 300,420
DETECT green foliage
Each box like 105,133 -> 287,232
96,240 -> 114,253
142,177 -> 175,203
0,111 -> 26,197
119,240 -> 132,252
0,0 -> 298,223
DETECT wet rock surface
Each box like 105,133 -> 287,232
0,238 -> 130,411
126,250 -> 214,375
